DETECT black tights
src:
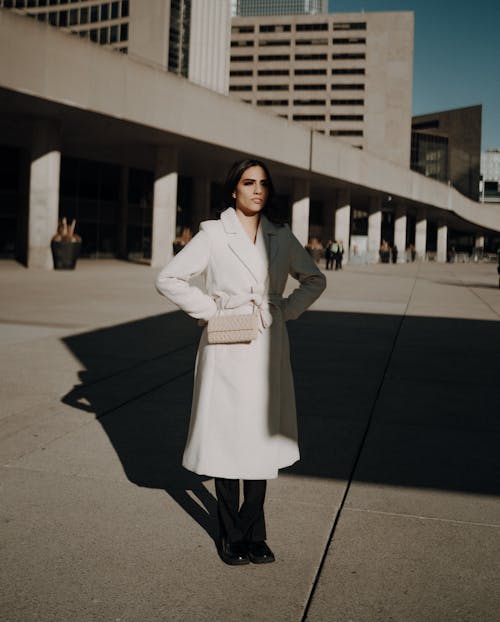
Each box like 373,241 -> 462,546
214,478 -> 267,544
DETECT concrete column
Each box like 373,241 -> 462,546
394,206 -> 407,263
475,234 -> 485,249
322,196 -> 336,243
334,188 -> 350,261
367,196 -> 382,264
415,207 -> 427,260
151,147 -> 178,268
437,222 -> 448,263
28,120 -> 61,269
117,166 -> 129,259
291,179 -> 310,248
191,176 -> 211,233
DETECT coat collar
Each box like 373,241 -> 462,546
220,208 -> 278,283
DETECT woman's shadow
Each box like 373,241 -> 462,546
61,311 -> 219,544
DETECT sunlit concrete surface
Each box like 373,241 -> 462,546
0,259 -> 499,621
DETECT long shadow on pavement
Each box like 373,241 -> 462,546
61,309 -> 500,542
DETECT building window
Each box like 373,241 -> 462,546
293,99 -> 326,106
257,84 -> 289,91
295,53 -> 327,61
232,25 -> 254,33
332,53 -> 366,60
231,55 -> 253,62
333,22 -> 367,30
230,70 -> 253,76
294,84 -> 326,90
296,38 -> 328,45
330,130 -> 364,136
231,40 -> 254,47
331,68 -> 365,75
331,99 -> 364,105
229,85 -> 253,91
331,115 -> 364,121
294,68 -> 326,75
293,115 -> 326,121
260,24 -> 291,32
331,84 -> 365,90
296,23 -> 328,31
257,100 -> 289,106
333,37 -> 366,44
258,54 -> 290,61
259,39 -> 291,46
258,69 -> 290,76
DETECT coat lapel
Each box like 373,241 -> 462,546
221,208 -> 266,283
260,214 -> 279,267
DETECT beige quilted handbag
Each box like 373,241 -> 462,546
207,312 -> 259,344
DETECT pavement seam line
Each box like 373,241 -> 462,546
449,266 -> 500,319
300,264 -> 421,622
344,507 -> 500,529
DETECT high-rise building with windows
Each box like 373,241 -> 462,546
234,0 -> 328,16
230,11 -> 414,166
480,149 -> 500,203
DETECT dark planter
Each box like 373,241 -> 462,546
51,240 -> 81,270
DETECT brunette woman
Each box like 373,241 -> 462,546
156,159 -> 326,565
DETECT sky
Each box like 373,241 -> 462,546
328,0 -> 500,150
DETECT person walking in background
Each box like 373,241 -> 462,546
156,158 -> 326,566
392,244 -> 398,264
325,239 -> 334,270
335,240 -> 344,270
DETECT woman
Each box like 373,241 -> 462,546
156,159 -> 326,566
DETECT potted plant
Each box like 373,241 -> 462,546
51,217 -> 82,270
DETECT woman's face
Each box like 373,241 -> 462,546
233,165 -> 268,216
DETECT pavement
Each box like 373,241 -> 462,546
0,258 -> 499,622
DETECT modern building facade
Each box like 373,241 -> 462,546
234,0 -> 328,16
411,105 -> 482,201
480,149 -> 500,203
1,8 -> 498,270
0,0 -> 231,94
229,11 -> 414,167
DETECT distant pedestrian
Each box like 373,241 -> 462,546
497,249 -> 500,288
156,158 -> 326,567
325,240 -> 334,270
391,244 -> 398,264
335,240 -> 344,270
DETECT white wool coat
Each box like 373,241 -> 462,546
156,207 -> 326,479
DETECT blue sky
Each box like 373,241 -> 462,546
328,0 -> 500,149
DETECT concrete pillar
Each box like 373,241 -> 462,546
151,147 -> 178,268
394,206 -> 407,263
415,207 -> 427,260
291,179 -> 310,248
367,196 -> 382,264
437,223 -> 448,263
334,188 -> 350,261
117,166 -> 129,259
191,176 -> 211,233
475,234 -> 484,249
28,120 -> 61,269
128,0 -> 170,68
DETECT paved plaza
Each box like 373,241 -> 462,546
0,258 -> 499,622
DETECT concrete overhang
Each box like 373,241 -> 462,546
1,8 -> 499,233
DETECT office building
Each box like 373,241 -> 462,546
234,0 -> 328,16
411,105 -> 482,201
229,11 -> 414,166
480,149 -> 500,203
0,0 -> 231,94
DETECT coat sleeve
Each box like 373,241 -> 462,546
282,227 -> 327,321
155,230 -> 217,321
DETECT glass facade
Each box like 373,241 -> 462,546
0,0 -> 130,53
410,132 -> 449,183
168,0 -> 191,77
235,0 -> 328,16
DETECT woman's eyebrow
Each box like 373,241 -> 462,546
241,177 -> 267,182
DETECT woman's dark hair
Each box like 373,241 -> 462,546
221,158 -> 283,223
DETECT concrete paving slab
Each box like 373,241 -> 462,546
304,508 -> 500,622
